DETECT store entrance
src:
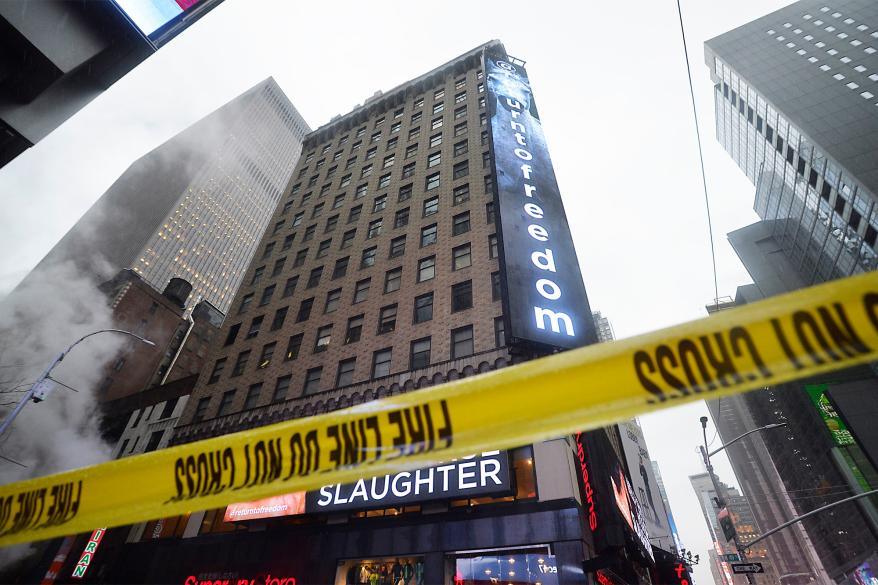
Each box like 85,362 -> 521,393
336,556 -> 425,585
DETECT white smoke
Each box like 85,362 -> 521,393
0,259 -> 126,568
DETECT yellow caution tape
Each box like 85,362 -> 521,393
2,272 -> 878,546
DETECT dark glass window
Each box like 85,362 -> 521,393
336,358 -> 356,387
410,338 -> 431,369
452,243 -> 472,270
243,384 -> 262,410
395,208 -> 410,228
453,184 -> 470,205
193,397 -> 211,423
384,267 -> 402,292
296,298 -> 314,322
238,293 -> 253,314
285,334 -> 303,360
378,304 -> 398,334
273,375 -> 291,402
333,257 -> 349,279
417,256 -> 435,282
314,325 -> 332,353
282,276 -> 298,298
223,324 -> 240,347
353,278 -> 370,303
259,285 -> 275,306
421,224 -> 437,247
372,349 -> 392,378
324,288 -> 342,313
367,219 -> 383,239
451,280 -> 473,312
231,350 -> 250,376
207,358 -> 226,384
451,326 -> 474,359
348,204 -> 362,223
341,229 -> 356,249
258,342 -> 275,368
303,367 -> 322,395
390,235 -> 407,258
361,246 -> 377,268
246,315 -> 263,339
414,292 -> 433,323
494,317 -> 506,347
270,307 -> 288,331
453,161 -> 469,180
345,315 -> 364,344
452,212 -> 471,236
423,197 -> 439,216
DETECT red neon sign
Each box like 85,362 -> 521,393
184,575 -> 296,585
574,432 -> 598,530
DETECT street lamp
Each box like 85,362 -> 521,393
699,416 -> 788,583
0,329 -> 155,437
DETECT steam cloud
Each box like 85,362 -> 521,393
0,259 -> 126,568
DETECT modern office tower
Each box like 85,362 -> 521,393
592,311 -> 615,342
63,41 -> 678,585
690,472 -> 777,585
705,0 -> 878,284
0,0 -> 223,168
22,78 -> 309,313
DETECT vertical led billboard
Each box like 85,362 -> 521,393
484,48 -> 598,350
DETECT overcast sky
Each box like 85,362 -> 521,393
0,0 -> 794,582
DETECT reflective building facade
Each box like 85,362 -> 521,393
26,78 -> 309,312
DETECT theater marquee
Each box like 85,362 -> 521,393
485,48 -> 597,350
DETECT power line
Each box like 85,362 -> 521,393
675,0 -> 720,308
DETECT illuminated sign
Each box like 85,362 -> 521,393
225,452 -> 511,520
184,574 -> 295,585
619,421 -> 673,552
307,451 -> 511,512
805,384 -> 855,446
224,492 -> 305,522
484,48 -> 597,350
71,528 -> 105,579
574,432 -> 598,530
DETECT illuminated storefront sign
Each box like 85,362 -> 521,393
71,528 -> 105,579
574,432 -> 598,530
184,574 -> 295,585
484,48 -> 597,350
225,452 -> 511,520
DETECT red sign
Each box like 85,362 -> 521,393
224,492 -> 306,522
71,528 -> 105,578
574,432 -> 598,530
184,575 -> 295,585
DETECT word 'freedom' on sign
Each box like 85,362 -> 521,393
0,272 -> 876,547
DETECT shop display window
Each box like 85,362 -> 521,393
451,549 -> 558,585
336,556 -> 424,585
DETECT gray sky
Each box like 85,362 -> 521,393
0,0 -> 793,582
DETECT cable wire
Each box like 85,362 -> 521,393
675,0 -> 721,309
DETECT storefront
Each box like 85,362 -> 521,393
60,445 -> 595,585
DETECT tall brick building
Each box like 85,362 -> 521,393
75,42 -> 666,585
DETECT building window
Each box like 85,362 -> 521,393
373,195 -> 387,213
378,304 -> 397,334
333,257 -> 349,279
430,133 -> 442,148
494,317 -> 506,347
427,151 -> 441,168
410,338 -> 431,369
486,202 -> 495,224
378,173 -> 391,189
341,229 -> 356,249
433,101 -> 444,114
453,161 -> 469,180
324,288 -> 342,313
311,202 -> 324,218
270,307 -> 288,331
387,136 -> 398,150
355,183 -> 368,199
282,234 -> 295,251
452,280 -> 473,312
303,368 -> 323,395
431,117 -> 443,130
231,350 -> 250,377
411,110 -> 422,123
414,292 -> 433,323
282,276 -> 298,298
316,239 -> 331,258
384,267 -> 402,292
452,243 -> 472,270
361,246 -> 377,268
353,278 -> 370,303
303,225 -> 316,242
272,375 -> 291,402
371,131 -> 381,144
244,384 -> 262,410
340,173 -> 352,187
258,342 -> 275,368
454,122 -> 467,136
408,127 -> 420,141
488,234 -> 498,259
294,248 -> 308,267
455,78 -> 466,90
296,298 -> 314,322
361,164 -> 373,179
250,266 -> 265,286
192,397 -> 211,423
425,172 -> 440,191
307,266 -> 323,288
405,144 -> 418,159
451,326 -> 474,359
423,196 -> 439,216
434,88 -> 445,100
399,184 -> 413,201
383,154 -> 395,169
333,194 -> 346,209
285,334 -> 303,360
314,325 -> 332,353
454,91 -> 466,103
389,235 -> 407,258
345,315 -> 364,344
336,358 -> 356,387
417,256 -> 436,282
401,162 -> 416,179
454,105 -> 467,120
394,207 -> 410,229
246,315 -> 263,339
453,140 -> 468,157
262,242 -> 275,259
452,212 -> 471,236
420,224 -> 437,247
372,349 -> 392,378
223,324 -> 240,347
374,117 -> 385,128
259,284 -> 275,306
325,214 -> 339,232
238,293 -> 253,314
207,358 -> 226,384
453,184 -> 470,205
367,219 -> 383,239
482,151 -> 491,168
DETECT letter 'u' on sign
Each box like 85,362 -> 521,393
485,46 -> 598,350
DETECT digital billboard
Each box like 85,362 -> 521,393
484,47 -> 598,350
573,430 -> 654,563
619,421 -> 674,552
805,384 -> 855,446
113,0 -> 213,41
225,451 -> 511,520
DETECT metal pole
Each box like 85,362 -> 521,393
708,423 -> 788,458
746,488 -> 878,550
0,329 -> 154,438
701,417 -> 754,584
